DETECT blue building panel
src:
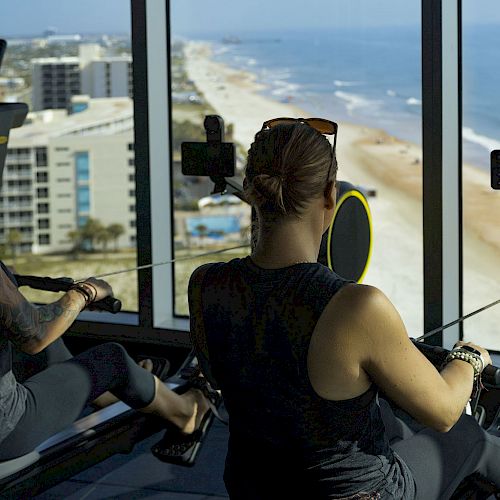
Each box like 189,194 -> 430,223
75,152 -> 89,182
77,186 -> 90,212
186,215 -> 240,237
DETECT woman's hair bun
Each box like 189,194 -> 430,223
244,122 -> 336,218
247,173 -> 286,214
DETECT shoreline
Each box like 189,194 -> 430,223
182,40 -> 500,345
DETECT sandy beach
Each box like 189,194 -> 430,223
183,41 -> 500,348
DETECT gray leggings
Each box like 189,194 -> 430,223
380,398 -> 500,499
0,340 -> 155,461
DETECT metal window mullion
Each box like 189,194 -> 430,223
145,0 -> 175,329
422,0 -> 462,348
422,0 -> 444,345
441,0 -> 462,350
131,0 -> 153,327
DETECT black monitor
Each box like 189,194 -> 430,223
0,39 -> 29,188
0,39 -> 6,71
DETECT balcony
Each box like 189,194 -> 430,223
5,186 -> 32,195
0,234 -> 33,245
5,155 -> 32,163
4,218 -> 33,226
5,170 -> 32,180
0,202 -> 33,211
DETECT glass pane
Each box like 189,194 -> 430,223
1,2 -> 138,312
170,1 -> 423,335
462,6 -> 500,351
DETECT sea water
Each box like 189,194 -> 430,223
184,25 -> 500,171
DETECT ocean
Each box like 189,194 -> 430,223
181,25 -> 500,171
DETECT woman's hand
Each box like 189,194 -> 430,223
453,340 -> 492,371
81,277 -> 114,303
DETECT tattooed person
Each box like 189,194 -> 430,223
0,262 -> 209,460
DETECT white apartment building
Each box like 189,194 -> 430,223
1,97 -> 136,255
31,57 -> 81,111
32,45 -> 133,111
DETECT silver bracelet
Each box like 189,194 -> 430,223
445,349 -> 482,379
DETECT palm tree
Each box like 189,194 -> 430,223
107,223 -> 125,251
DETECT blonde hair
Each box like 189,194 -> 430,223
243,123 -> 337,219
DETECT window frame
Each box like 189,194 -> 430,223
422,0 -> 463,350
67,0 -> 499,356
70,0 -> 189,346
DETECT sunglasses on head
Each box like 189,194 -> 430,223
261,117 -> 338,180
261,117 -> 338,151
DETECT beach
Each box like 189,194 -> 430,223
183,41 -> 500,348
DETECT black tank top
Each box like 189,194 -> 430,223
200,257 -> 416,499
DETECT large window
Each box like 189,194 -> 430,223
1,2 -> 138,312
170,1 -> 424,336
462,4 -> 500,351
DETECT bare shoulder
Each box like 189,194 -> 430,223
307,283 -> 379,400
309,283 -> 414,367
307,283 -> 459,431
311,282 -> 389,337
307,283 -> 419,398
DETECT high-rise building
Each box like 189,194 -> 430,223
31,45 -> 133,111
1,97 -> 136,255
31,57 -> 81,111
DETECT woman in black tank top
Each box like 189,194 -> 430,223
189,119 -> 500,499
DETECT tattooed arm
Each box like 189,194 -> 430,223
0,270 -> 112,354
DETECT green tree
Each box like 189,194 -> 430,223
96,227 -> 112,253
67,229 -> 83,259
80,218 -> 103,252
107,223 -> 125,251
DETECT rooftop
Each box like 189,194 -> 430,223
9,97 -> 133,146
31,57 -> 80,64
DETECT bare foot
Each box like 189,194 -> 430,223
138,358 -> 153,372
177,388 -> 211,434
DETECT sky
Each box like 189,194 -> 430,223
0,0 -> 498,37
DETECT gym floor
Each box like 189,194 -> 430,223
35,419 -> 230,499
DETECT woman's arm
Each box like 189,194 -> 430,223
314,283 -> 478,433
0,269 -> 110,354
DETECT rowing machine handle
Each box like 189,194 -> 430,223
411,339 -> 500,387
92,296 -> 122,313
14,274 -> 122,313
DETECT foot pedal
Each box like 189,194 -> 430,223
150,350 -> 222,466
151,405 -> 217,467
